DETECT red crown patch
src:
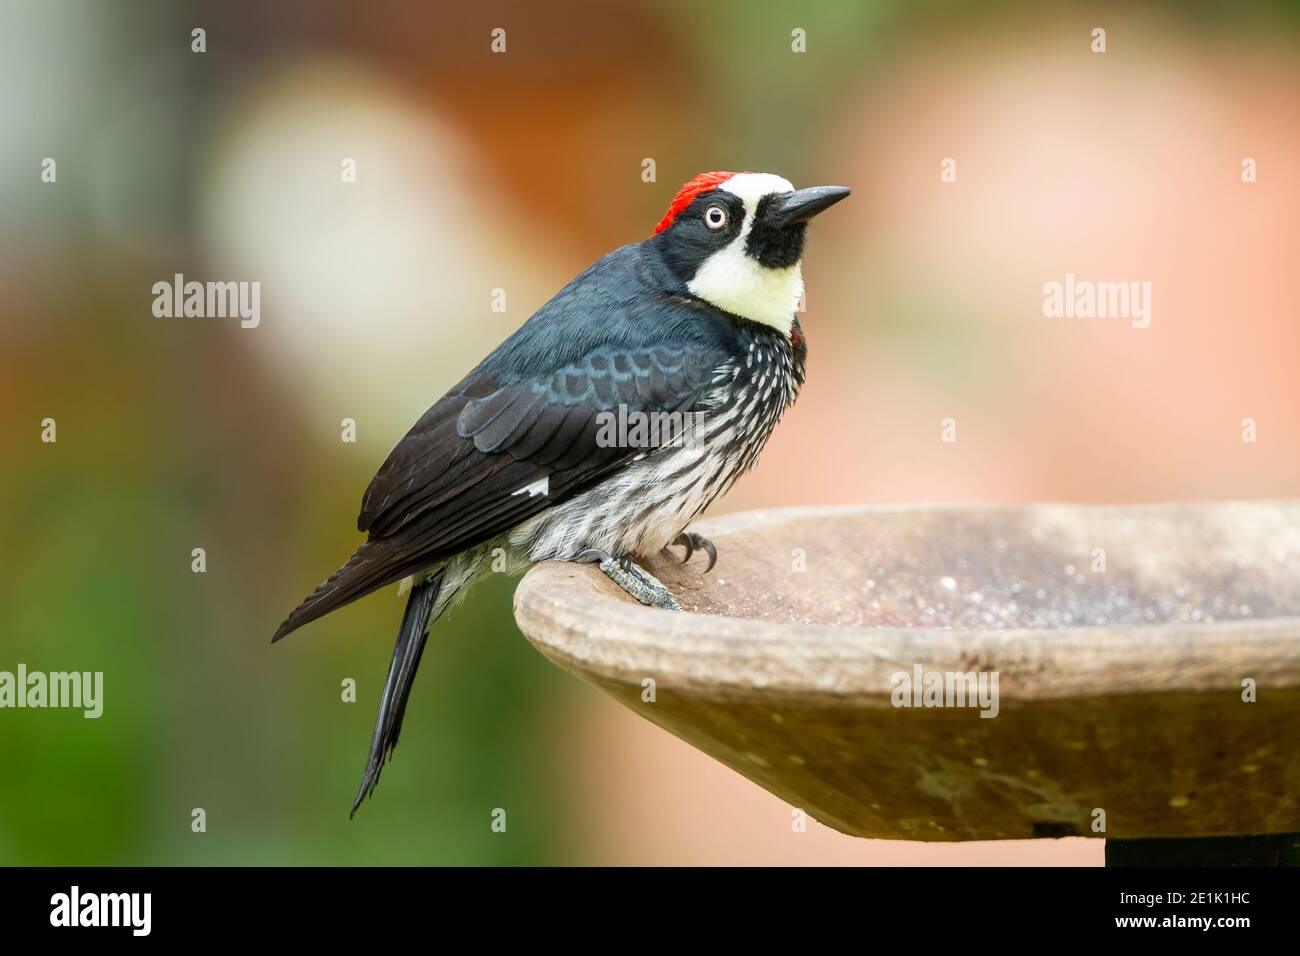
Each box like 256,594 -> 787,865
652,171 -> 746,236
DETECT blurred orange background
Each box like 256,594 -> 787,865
2,0 -> 1297,865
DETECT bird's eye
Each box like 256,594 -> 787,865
703,204 -> 728,230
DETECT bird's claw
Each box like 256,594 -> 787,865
576,547 -> 628,570
574,549 -> 681,610
670,532 -> 717,573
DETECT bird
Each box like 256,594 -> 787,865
272,171 -> 850,815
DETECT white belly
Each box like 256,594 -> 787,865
509,437 -> 734,562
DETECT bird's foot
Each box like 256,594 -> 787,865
663,531 -> 718,573
575,549 -> 682,610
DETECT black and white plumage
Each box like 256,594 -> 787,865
272,171 -> 848,814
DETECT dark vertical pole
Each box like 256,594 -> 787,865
1106,833 -> 1300,866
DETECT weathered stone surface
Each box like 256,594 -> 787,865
514,503 -> 1300,840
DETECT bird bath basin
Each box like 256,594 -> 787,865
513,502 -> 1300,849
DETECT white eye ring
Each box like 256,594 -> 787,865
703,204 -> 728,230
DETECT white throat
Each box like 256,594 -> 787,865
686,173 -> 803,334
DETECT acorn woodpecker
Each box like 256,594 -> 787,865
273,171 -> 850,814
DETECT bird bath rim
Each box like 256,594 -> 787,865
514,501 -> 1300,702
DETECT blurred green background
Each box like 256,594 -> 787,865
2,0 -> 1298,865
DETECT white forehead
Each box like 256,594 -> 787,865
719,172 -> 795,207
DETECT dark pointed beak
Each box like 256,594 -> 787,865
770,185 -> 851,227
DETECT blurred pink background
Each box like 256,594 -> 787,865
3,1 -> 1297,865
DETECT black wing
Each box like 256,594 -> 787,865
271,342 -> 722,641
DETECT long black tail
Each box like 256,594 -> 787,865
350,571 -> 443,818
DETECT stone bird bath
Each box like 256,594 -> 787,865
513,502 -> 1300,864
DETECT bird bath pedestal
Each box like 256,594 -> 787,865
513,503 -> 1300,864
